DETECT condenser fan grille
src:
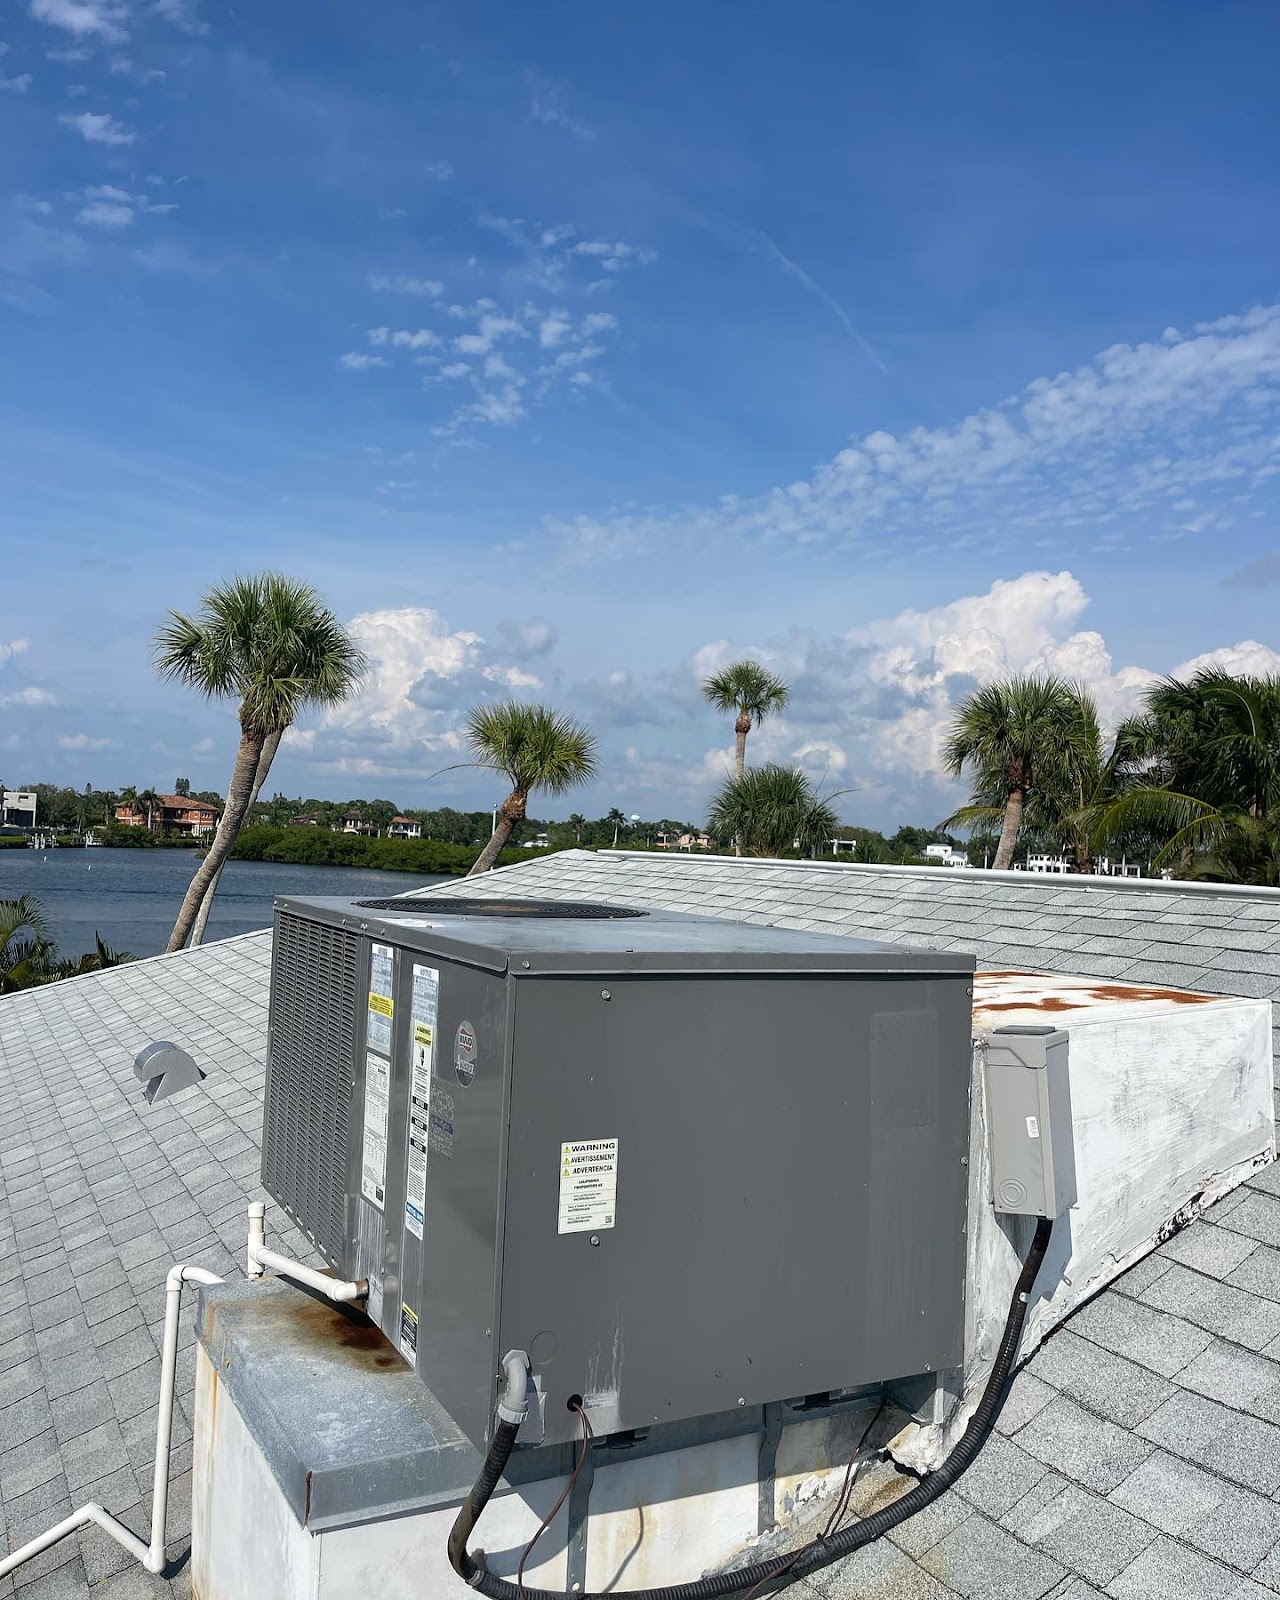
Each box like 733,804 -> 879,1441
353,897 -> 648,919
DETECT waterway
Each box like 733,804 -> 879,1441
0,847 -> 448,960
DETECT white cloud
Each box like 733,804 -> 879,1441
524,70 -> 593,139
0,639 -> 29,665
30,0 -> 126,40
550,302 -> 1280,562
339,351 -> 388,370
297,607 -> 553,773
75,183 -> 175,227
57,732 -> 113,750
0,686 -> 57,709
538,311 -> 572,348
46,44 -> 91,60
152,0 -> 207,34
424,160 -> 452,182
369,273 -> 443,297
60,109 -> 135,143
1171,641 -> 1280,680
0,73 -> 32,91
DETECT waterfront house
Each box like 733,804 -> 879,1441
386,816 -> 423,839
114,793 -> 220,838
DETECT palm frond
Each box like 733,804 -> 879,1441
701,660 -> 790,723
465,701 -> 598,797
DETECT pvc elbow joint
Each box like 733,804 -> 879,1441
495,1350 -> 531,1426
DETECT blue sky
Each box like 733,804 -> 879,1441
2,0 -> 1279,828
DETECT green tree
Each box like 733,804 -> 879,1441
0,896 -> 54,993
942,675 -> 1095,871
568,812 -> 586,845
1088,671 -> 1280,876
606,806 -> 626,847
707,764 -> 838,859
155,573 -> 366,951
174,776 -> 191,797
701,661 -> 790,780
465,702 -> 598,876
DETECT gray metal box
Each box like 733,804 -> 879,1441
262,895 -> 976,1448
982,1025 -> 1076,1218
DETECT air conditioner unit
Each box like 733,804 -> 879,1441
261,895 -> 975,1448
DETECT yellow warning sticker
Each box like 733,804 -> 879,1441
368,993 -> 394,1018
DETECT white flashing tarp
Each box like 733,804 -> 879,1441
898,970 -> 1275,1470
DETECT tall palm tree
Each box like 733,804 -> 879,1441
568,812 -> 586,845
702,661 -> 790,780
707,765 -> 839,859
606,806 -> 626,847
137,787 -> 161,833
465,702 -> 598,876
156,574 -> 366,951
942,675 -> 1095,871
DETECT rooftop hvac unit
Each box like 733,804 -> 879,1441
262,895 -> 976,1448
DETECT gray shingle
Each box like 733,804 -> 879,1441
5,856 -> 1280,1597
1106,1536 -> 1272,1600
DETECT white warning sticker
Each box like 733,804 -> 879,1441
360,1051 -> 389,1210
367,942 -> 394,1054
558,1139 -> 619,1235
405,964 -> 439,1240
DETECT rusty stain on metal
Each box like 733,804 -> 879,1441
973,969 -> 1219,1017
1083,981 -> 1215,1006
216,1289 -> 403,1374
980,997 -> 1085,1013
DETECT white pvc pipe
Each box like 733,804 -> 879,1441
245,1201 -> 367,1303
0,1263 -> 223,1580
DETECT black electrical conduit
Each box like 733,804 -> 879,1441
449,1215 -> 1053,1599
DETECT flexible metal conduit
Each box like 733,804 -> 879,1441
450,1217 -> 1054,1600
0,1203 -> 367,1582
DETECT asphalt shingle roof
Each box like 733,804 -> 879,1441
2,850 -> 1280,1597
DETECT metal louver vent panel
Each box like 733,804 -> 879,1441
262,910 -> 360,1266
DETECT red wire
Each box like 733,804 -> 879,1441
518,1404 -> 593,1593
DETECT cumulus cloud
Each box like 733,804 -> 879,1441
0,73 -> 33,91
0,686 -> 57,709
0,639 -> 30,665
292,608 -> 557,777
339,350 -> 388,370
75,183 -> 175,227
549,303 -> 1280,562
152,0 -> 207,34
60,109 -> 135,143
57,732 -> 113,750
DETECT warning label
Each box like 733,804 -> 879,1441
558,1138 -> 619,1235
367,942 -> 394,1054
405,964 -> 439,1240
399,1303 -> 418,1368
360,1051 -> 389,1210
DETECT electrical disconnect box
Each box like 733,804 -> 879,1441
261,895 -> 976,1448
983,1025 -> 1076,1218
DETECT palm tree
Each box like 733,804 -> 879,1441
465,702 -> 598,876
606,806 -> 626,847
702,661 -> 790,780
1088,671 -> 1280,875
707,765 -> 838,859
942,675 -> 1096,871
137,787 -> 161,833
568,812 -> 586,845
156,573 -> 366,951
0,895 -> 54,993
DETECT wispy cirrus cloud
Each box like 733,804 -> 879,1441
59,108 -> 135,143
524,70 -> 592,140
368,273 -> 443,298
549,303 -> 1280,564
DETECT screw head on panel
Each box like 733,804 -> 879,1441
589,1235 -> 600,1247
601,989 -> 611,1000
